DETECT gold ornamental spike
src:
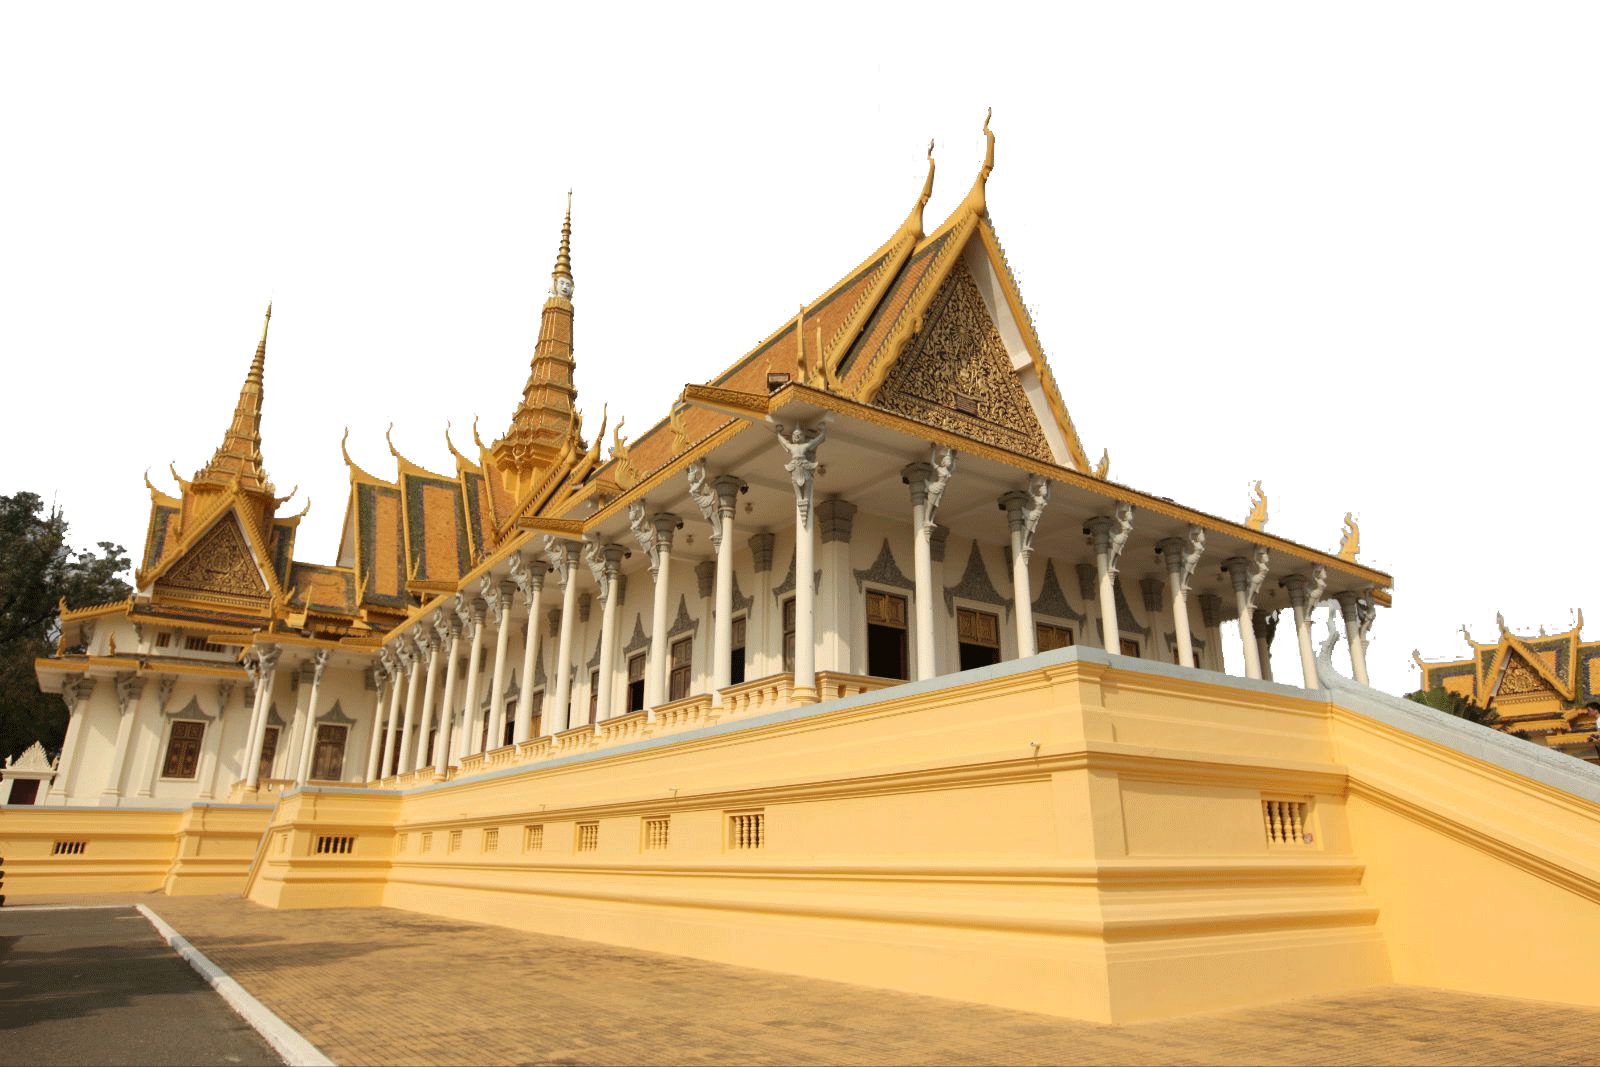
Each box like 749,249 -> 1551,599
902,138 -> 936,237
552,190 -> 573,292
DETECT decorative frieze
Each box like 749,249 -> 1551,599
854,539 -> 914,593
1032,561 -> 1086,625
943,541 -> 1012,617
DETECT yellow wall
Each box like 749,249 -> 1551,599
0,807 -> 183,895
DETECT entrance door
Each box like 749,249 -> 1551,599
957,608 -> 1001,670
9,779 -> 40,805
865,590 -> 909,680
311,724 -> 347,781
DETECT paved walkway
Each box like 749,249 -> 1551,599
0,905 -> 280,1066
11,892 -> 1600,1066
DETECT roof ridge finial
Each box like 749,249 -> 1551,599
903,139 -> 937,237
961,109 -> 996,218
551,190 -> 574,299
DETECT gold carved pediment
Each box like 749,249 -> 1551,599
155,513 -> 268,603
873,261 -> 1052,461
1497,653 -> 1553,701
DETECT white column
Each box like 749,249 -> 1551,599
244,646 -> 280,789
457,597 -> 489,758
396,638 -> 424,771
364,657 -> 392,781
629,504 -> 678,715
408,627 -> 439,772
1000,476 -> 1050,659
1084,504 -> 1134,655
747,532 -> 776,679
1336,591 -> 1372,685
1282,568 -> 1327,690
510,553 -> 547,743
378,645 -> 406,778
1224,548 -> 1270,680
137,675 -> 177,798
47,676 -> 94,803
903,446 -> 955,682
709,476 -> 745,697
433,609 -> 464,775
294,650 -> 330,784
815,498 -> 857,675
100,673 -> 146,803
767,417 -> 830,696
1157,526 -> 1205,668
198,680 -> 234,799
238,650 -> 269,788
486,579 -> 516,749
591,542 -> 626,723
1254,610 -> 1276,681
549,539 -> 581,733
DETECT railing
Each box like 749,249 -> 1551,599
651,693 -> 715,729
816,671 -> 899,702
718,674 -> 795,718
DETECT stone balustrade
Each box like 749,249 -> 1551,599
717,674 -> 796,719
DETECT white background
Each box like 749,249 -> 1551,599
3,2 -> 1596,695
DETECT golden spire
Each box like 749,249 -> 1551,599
194,303 -> 274,496
903,139 -> 936,237
552,190 -> 573,297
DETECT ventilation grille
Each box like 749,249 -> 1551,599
729,813 -> 765,850
421,831 -> 433,853
52,840 -> 87,856
576,822 -> 599,852
524,825 -> 544,851
314,835 -> 354,855
448,830 -> 462,853
397,832 -> 408,853
643,817 -> 669,851
482,828 -> 499,853
1263,799 -> 1311,845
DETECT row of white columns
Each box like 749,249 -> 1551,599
350,414 -> 1375,783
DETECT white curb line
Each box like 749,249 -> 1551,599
136,903 -> 335,1067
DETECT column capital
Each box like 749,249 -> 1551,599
413,625 -> 437,658
748,531 -> 776,572
435,606 -> 463,643
1279,565 -> 1327,610
1156,525 -> 1206,595
1223,547 -> 1270,610
766,416 -> 830,529
816,496 -> 857,545
999,475 -> 1050,561
712,474 -> 748,513
1083,503 -> 1134,574
508,551 -> 548,602
310,647 -> 331,684
601,541 -> 627,577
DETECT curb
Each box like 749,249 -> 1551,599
136,903 -> 335,1067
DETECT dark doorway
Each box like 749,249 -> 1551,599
865,590 -> 909,680
957,607 -> 1001,671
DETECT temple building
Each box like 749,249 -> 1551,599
34,126 -> 1390,809
1416,614 -> 1600,764
10,119 -> 1599,1027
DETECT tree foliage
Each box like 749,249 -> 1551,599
0,492 -> 131,761
1403,685 -> 1497,725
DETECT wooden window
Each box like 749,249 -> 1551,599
257,727 -> 279,782
1037,623 -> 1073,652
154,632 -> 171,648
529,692 -> 543,740
312,724 -> 346,781
588,669 -> 599,724
669,638 -> 693,702
1120,638 -> 1141,659
184,635 -> 223,653
957,607 -> 1001,671
781,597 -> 796,674
730,615 -> 747,686
865,590 -> 909,680
161,720 -> 205,779
627,653 -> 646,712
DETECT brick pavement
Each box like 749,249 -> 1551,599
12,891 -> 1600,1066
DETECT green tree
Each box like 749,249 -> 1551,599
1403,685 -> 1497,725
0,492 -> 131,761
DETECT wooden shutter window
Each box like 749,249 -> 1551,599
162,720 -> 205,779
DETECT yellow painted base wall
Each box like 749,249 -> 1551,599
246,658 -> 1397,1023
0,803 -> 273,898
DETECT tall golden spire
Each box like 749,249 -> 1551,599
194,303 -> 274,497
552,190 -> 573,298
492,200 -> 582,496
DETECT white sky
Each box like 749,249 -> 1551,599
3,2 -> 1596,696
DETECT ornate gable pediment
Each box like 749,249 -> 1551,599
154,512 -> 269,604
873,260 -> 1052,461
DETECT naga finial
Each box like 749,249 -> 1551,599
472,414 -> 485,450
445,420 -> 469,465
1092,449 -> 1110,480
1245,481 -> 1268,531
340,428 -> 354,467
385,421 -> 400,459
1337,512 -> 1360,561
